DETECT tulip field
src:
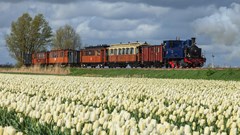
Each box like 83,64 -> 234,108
0,73 -> 240,135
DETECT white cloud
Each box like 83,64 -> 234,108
193,3 -> 240,46
76,17 -> 161,44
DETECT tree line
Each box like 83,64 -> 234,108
5,13 -> 82,66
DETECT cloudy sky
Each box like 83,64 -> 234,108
0,0 -> 240,67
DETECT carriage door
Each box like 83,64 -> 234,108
46,53 -> 49,64
101,49 -> 104,62
68,51 -> 73,64
138,47 -> 142,62
106,49 -> 108,62
74,51 -> 78,64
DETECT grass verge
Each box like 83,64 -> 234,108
70,68 -> 240,81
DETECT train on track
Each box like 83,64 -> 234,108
24,37 -> 206,68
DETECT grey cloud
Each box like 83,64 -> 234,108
98,0 -> 239,8
38,0 -> 77,3
52,1 -> 170,20
88,18 -> 152,31
0,0 -> 77,4
3,0 -> 238,8
0,29 -> 15,64
0,1 -> 54,28
0,0 -> 24,3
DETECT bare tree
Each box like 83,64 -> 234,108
51,24 -> 81,50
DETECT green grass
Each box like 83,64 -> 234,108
70,68 -> 240,81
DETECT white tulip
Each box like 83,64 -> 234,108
16,132 -> 24,135
204,126 -> 210,135
57,119 -> 62,127
0,126 -> 3,135
19,117 -> 24,123
71,129 -> 76,135
193,131 -> 199,135
3,126 -> 16,135
184,125 -> 191,134
100,130 -> 107,135
65,119 -> 72,129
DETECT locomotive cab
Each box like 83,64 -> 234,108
183,37 -> 206,67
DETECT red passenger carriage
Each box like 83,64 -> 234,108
107,42 -> 147,67
48,49 -> 79,66
32,52 -> 48,65
142,45 -> 163,68
80,45 -> 109,68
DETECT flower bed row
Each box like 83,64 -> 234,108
0,74 -> 239,134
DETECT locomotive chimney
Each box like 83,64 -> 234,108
192,37 -> 196,46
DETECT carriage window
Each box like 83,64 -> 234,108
55,52 -> 58,57
96,50 -> 100,56
60,52 -> 64,57
91,50 -> 95,55
110,49 -> 113,55
84,51 -> 88,55
118,49 -> 122,55
84,50 -> 94,56
51,52 -> 57,58
122,48 -> 126,54
126,48 -> 129,54
130,48 -> 134,54
42,53 -> 45,58
114,49 -> 117,55
136,48 -> 139,54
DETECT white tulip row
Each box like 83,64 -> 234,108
0,126 -> 23,135
0,74 -> 239,134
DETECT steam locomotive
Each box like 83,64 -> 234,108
24,37 -> 206,68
